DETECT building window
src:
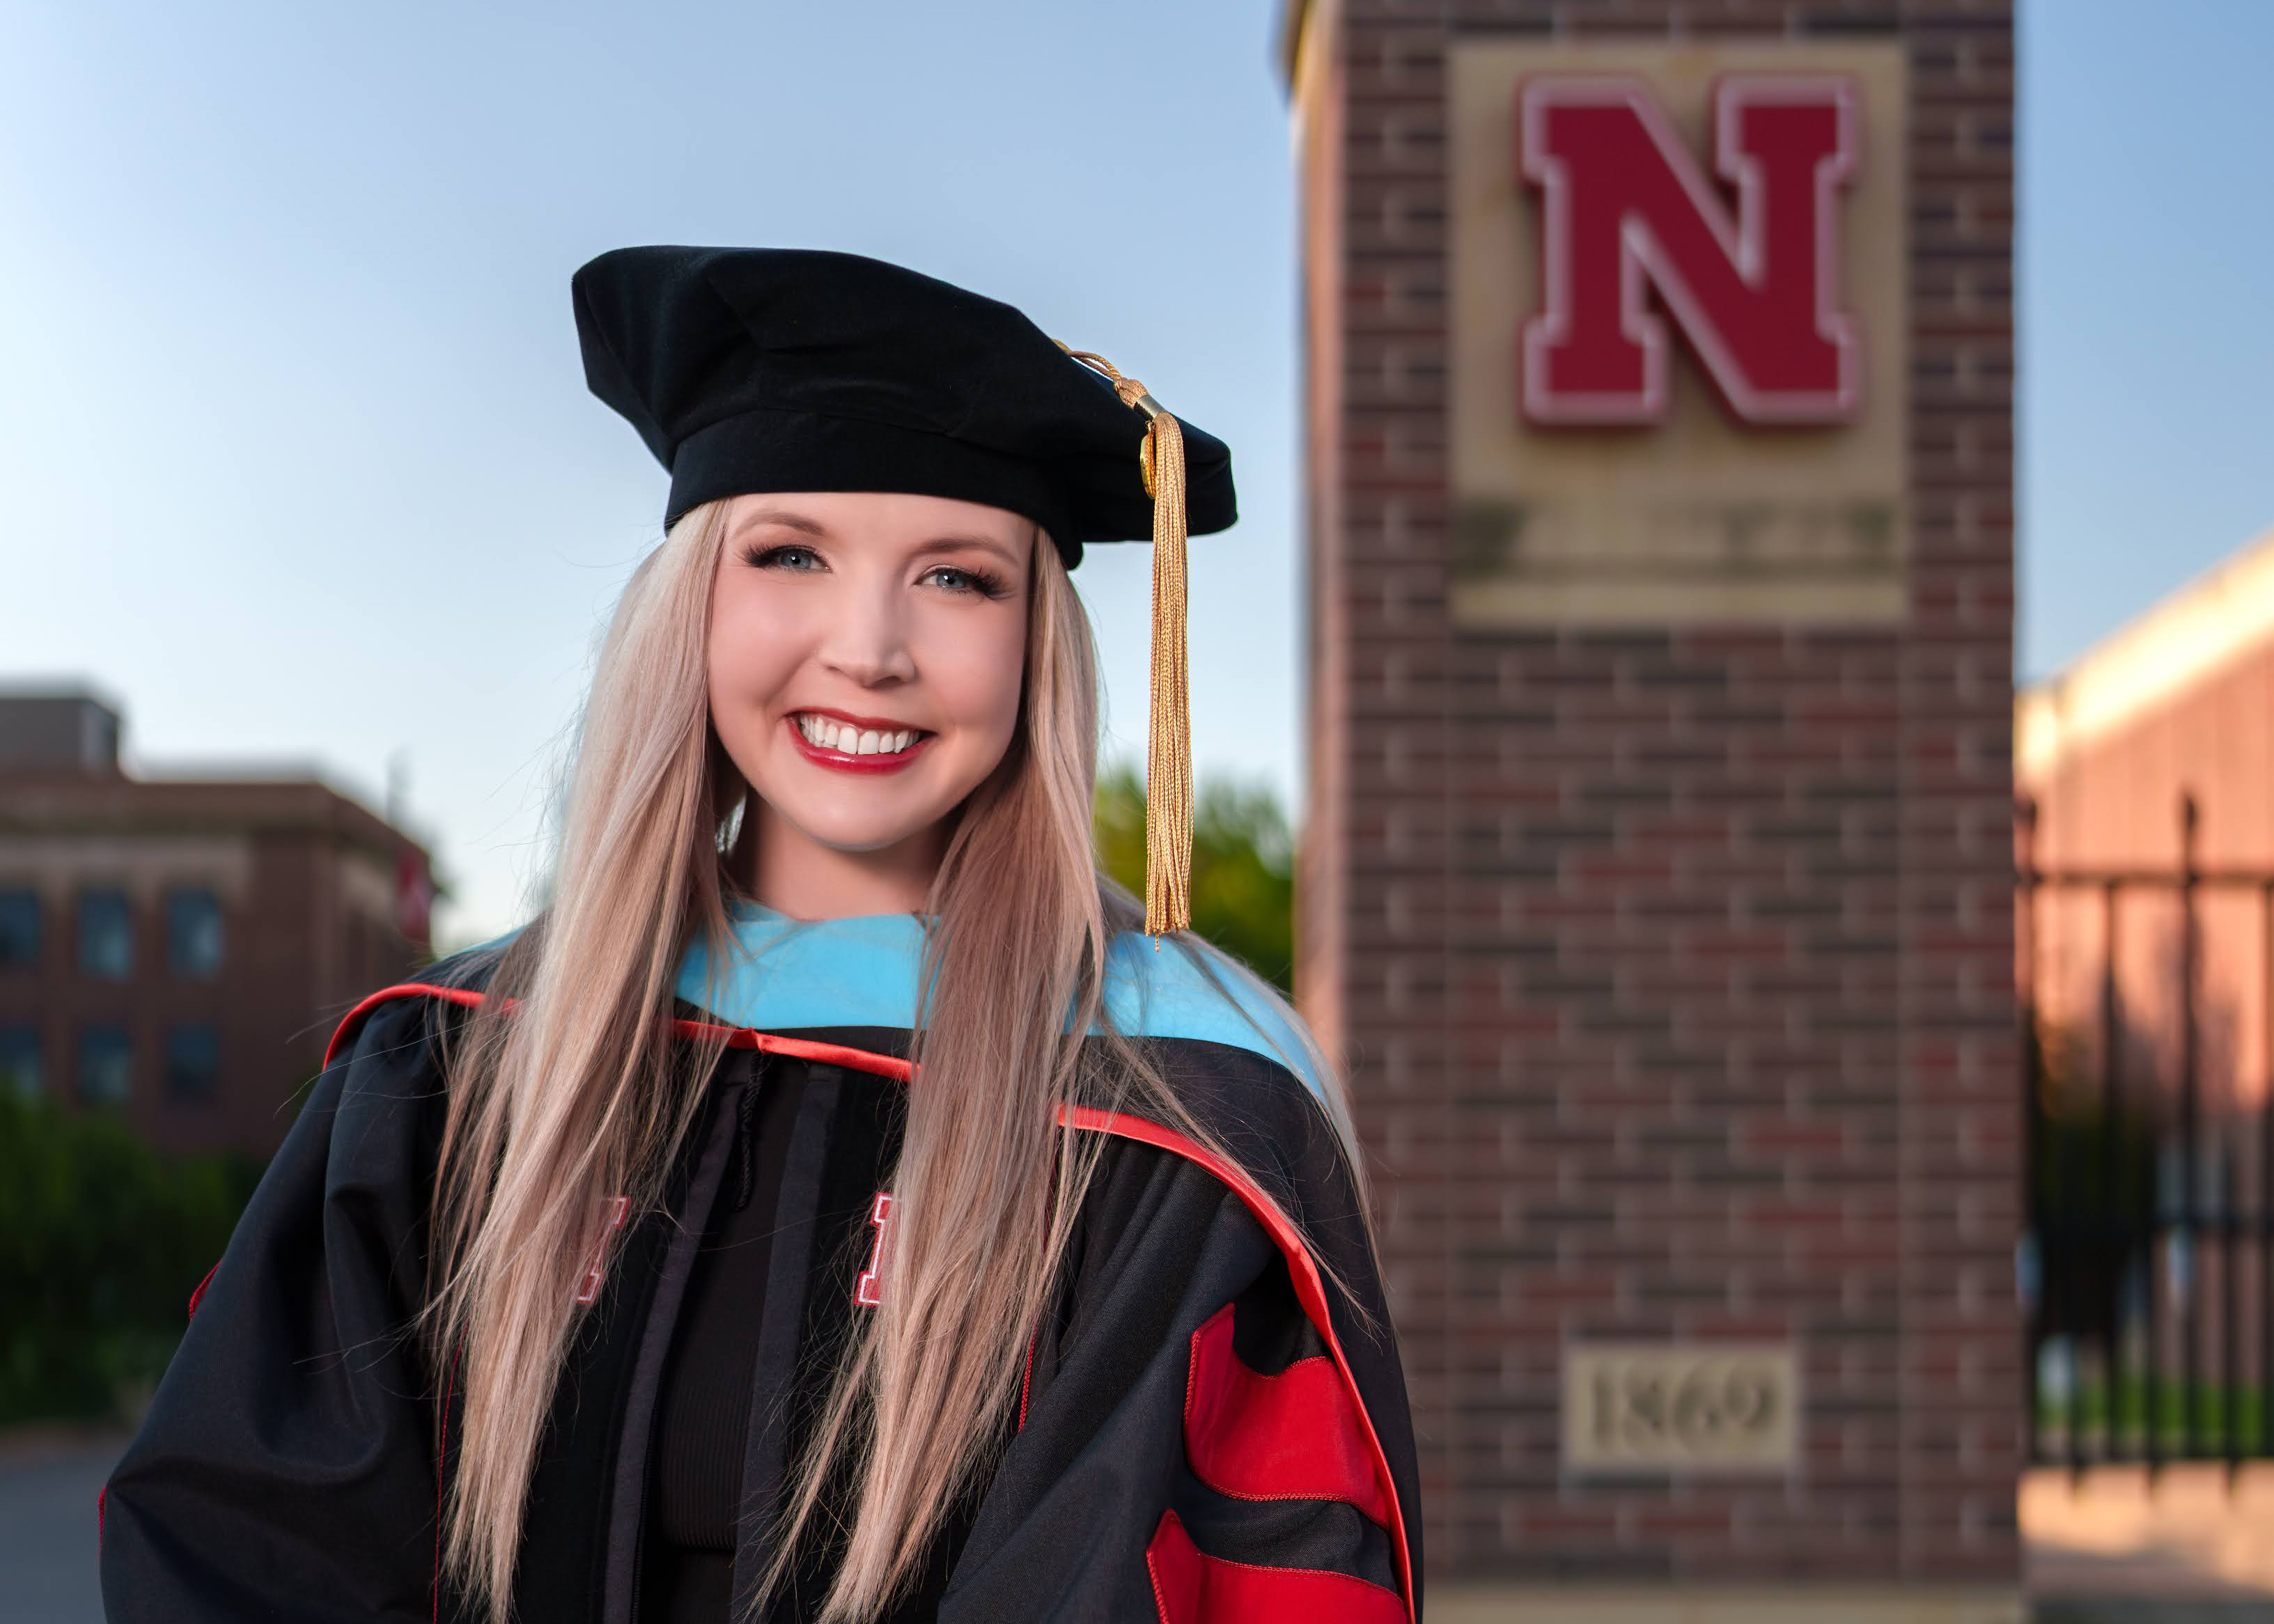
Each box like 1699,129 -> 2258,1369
164,1024 -> 221,1102
78,889 -> 134,981
0,889 -> 38,967
78,1024 -> 132,1107
165,888 -> 225,978
0,1026 -> 38,1100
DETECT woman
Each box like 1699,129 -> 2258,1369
97,246 -> 1420,1624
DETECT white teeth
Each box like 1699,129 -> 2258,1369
793,715 -> 922,754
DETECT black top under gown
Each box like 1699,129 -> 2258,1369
635,1043 -> 981,1624
639,1057 -> 807,1623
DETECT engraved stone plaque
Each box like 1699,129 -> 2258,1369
1562,1343 -> 1800,1474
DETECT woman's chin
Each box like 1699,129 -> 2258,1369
766,799 -> 944,857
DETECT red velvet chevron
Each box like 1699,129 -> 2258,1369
1144,1508 -> 1403,1624
1183,1302 -> 1389,1525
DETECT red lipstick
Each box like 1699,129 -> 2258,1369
785,713 -> 931,775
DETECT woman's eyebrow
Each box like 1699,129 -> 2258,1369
917,534 -> 1022,568
734,507 -> 830,539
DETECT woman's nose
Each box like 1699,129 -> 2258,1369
818,590 -> 917,685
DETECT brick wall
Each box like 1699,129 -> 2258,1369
1294,0 -> 2019,1591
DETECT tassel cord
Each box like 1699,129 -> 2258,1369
1058,346 -> 1195,938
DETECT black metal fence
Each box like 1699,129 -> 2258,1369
2019,793 -> 2274,1481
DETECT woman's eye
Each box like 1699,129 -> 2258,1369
749,544 -> 820,571
922,565 -> 1004,597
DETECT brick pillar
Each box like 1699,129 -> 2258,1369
1290,3 -> 2019,1617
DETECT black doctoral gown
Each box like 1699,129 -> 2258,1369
95,914 -> 1422,1623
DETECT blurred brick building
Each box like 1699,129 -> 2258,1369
1282,3 -> 2017,1620
2019,524 -> 2274,1123
2017,520 -> 2274,1378
0,689 -> 437,1157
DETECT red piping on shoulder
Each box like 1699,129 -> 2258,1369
321,983 -> 915,1082
187,1258 -> 221,1322
325,985 -> 1411,1621
323,984 -> 483,1069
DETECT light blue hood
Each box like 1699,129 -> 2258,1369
672,900 -> 1328,1104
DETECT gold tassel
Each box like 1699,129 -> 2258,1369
1059,343 -> 1193,939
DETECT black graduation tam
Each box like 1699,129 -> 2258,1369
568,244 -> 1236,569
570,243 -> 1229,937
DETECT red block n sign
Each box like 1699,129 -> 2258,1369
1519,75 -> 1861,425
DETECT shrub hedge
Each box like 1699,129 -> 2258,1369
0,1088 -> 265,1426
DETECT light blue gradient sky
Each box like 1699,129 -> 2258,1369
1,1 -> 2266,947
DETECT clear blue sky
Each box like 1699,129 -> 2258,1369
2018,0 -> 2274,685
1,1 -> 2265,947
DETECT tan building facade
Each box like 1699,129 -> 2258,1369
1284,3 -> 2018,1618
2020,524 -> 2274,1117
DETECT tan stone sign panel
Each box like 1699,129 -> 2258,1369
1562,1342 -> 1800,1474
1450,41 -> 1909,625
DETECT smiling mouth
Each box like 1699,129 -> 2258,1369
788,712 -> 930,758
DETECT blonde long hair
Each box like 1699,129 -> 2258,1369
416,496 -> 1369,1623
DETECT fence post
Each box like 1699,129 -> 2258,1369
2180,790 -> 2201,1466
2095,877 -> 2120,1472
2261,880 -> 2273,1467
2018,796 -> 2041,1468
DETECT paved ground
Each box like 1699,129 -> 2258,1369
2037,1607 -> 2274,1623
0,1429 -> 125,1624
2023,1461 -> 2274,1611
11,1435 -> 2274,1622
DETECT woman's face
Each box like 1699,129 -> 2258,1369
708,490 -> 1034,874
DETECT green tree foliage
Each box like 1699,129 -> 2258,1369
1094,760 -> 1295,994
0,1088 -> 263,1425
